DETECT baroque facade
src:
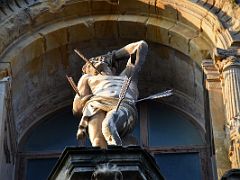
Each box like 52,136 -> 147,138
0,0 -> 240,179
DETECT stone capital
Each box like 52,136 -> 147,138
213,48 -> 240,73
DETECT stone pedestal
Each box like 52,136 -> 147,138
48,146 -> 164,180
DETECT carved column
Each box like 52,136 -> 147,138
214,48 -> 240,168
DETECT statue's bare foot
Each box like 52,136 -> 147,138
76,128 -> 86,140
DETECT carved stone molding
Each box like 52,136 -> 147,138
202,59 -> 221,90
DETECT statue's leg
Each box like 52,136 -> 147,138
102,109 -> 128,146
88,110 -> 107,148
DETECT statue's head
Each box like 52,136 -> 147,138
82,52 -> 116,75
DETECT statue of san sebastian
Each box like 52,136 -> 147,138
72,40 -> 148,148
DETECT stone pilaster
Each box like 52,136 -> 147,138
214,48 -> 240,168
0,63 -> 16,180
0,77 -> 15,180
202,59 -> 230,178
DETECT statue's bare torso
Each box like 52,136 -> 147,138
88,74 -> 139,100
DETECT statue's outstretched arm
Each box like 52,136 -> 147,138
72,74 -> 92,118
113,40 -> 148,71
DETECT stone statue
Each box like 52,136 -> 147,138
72,40 -> 148,148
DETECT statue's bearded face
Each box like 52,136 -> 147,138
82,54 -> 116,75
82,63 -> 98,75
82,61 -> 115,75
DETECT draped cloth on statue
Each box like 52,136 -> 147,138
79,96 -> 137,135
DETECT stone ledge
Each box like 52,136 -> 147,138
118,15 -> 148,40
119,0 -> 149,16
189,35 -> 212,65
91,0 -> 119,15
68,22 -> 94,43
154,0 -> 178,20
176,0 -> 208,30
146,17 -> 175,46
169,23 -> 198,55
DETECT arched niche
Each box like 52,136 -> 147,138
0,13 -> 210,141
7,39 -> 206,142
